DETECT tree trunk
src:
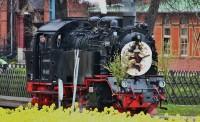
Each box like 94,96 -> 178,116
145,0 -> 161,35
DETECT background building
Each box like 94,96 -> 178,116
136,1 -> 200,71
0,0 -> 44,62
43,0 -> 88,22
0,0 -> 8,51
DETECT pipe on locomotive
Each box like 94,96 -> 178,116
121,0 -> 136,26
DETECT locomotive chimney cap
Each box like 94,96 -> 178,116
89,16 -> 100,22
110,19 -> 119,28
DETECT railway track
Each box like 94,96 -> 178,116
0,95 -> 31,108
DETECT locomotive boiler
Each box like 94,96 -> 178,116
25,16 -> 165,114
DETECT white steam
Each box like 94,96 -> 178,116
79,0 -> 107,14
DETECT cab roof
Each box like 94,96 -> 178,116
38,20 -> 75,32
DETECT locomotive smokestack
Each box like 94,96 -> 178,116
121,0 -> 136,26
79,0 -> 107,14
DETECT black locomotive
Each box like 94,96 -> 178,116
25,16 -> 165,114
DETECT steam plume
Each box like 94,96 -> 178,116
79,0 -> 107,14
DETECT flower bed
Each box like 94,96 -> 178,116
0,104 -> 199,122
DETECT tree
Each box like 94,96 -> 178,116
144,0 -> 161,35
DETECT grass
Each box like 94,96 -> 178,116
158,104 -> 200,116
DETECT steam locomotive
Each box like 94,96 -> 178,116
25,16 -> 165,114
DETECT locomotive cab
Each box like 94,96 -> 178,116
26,21 -> 63,82
26,20 -> 100,83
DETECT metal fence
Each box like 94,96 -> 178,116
0,64 -> 30,98
0,64 -> 200,105
164,71 -> 200,105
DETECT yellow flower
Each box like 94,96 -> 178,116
0,104 -> 198,122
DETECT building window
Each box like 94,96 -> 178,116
163,15 -> 170,25
163,37 -> 170,55
164,28 -> 170,35
163,15 -> 171,55
180,38 -> 188,56
180,16 -> 188,25
180,16 -> 189,56
180,28 -> 188,56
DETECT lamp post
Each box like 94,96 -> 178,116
10,0 -> 14,55
50,0 -> 55,20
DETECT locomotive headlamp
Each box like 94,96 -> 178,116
136,34 -> 141,40
30,73 -> 33,80
159,80 -> 166,88
27,73 -> 33,80
104,41 -> 110,46
121,80 -> 128,88
113,31 -> 118,37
